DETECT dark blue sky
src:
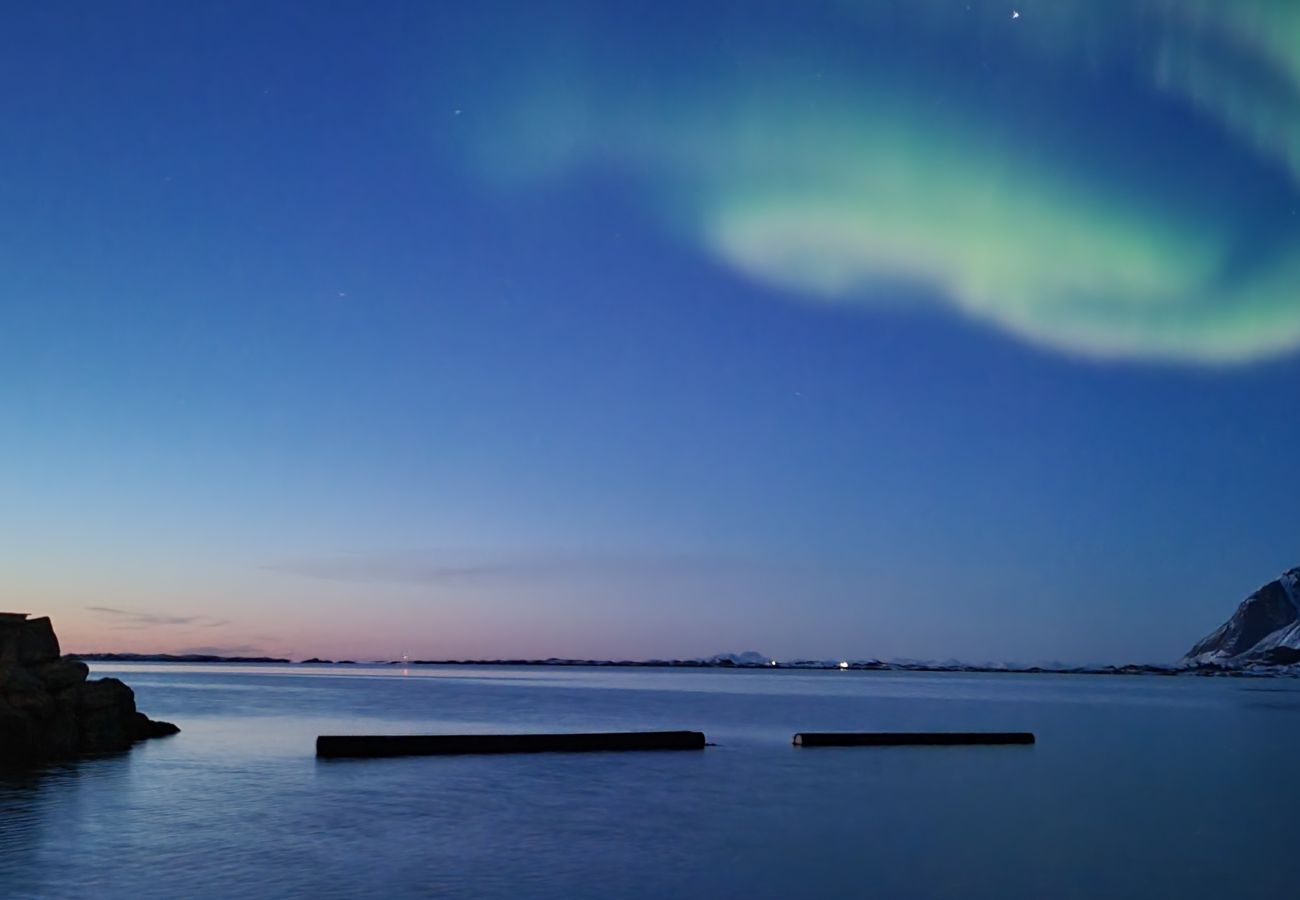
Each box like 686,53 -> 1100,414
4,1 -> 1300,662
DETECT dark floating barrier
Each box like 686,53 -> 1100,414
317,730 -> 707,759
793,731 -> 1035,747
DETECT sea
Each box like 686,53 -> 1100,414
1,663 -> 1296,899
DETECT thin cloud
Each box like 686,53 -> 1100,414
86,606 -> 228,630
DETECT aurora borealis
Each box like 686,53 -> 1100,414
4,1 -> 1300,664
451,0 -> 1300,362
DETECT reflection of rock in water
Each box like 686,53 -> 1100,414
0,613 -> 178,762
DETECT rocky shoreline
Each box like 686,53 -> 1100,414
0,613 -> 178,763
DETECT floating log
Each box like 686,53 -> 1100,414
316,730 -> 707,759
793,731 -> 1035,747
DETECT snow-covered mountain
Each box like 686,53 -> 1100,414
1184,567 -> 1300,665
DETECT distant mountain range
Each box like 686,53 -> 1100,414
1184,567 -> 1300,666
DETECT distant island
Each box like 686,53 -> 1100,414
70,653 -> 292,664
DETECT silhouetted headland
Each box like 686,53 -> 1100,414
1,613 -> 179,763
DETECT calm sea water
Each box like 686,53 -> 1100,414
2,664 -> 1297,899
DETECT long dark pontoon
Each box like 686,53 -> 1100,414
316,730 -> 707,758
793,731 -> 1035,747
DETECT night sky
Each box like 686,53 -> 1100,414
5,1 -> 1300,663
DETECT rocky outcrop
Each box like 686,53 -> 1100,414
1185,568 -> 1300,665
0,613 -> 179,763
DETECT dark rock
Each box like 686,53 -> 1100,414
130,712 -> 180,740
74,677 -> 134,711
0,613 -> 179,763
37,696 -> 79,758
37,658 -> 89,692
80,706 -> 132,753
0,615 -> 61,665
4,666 -> 43,697
4,668 -> 54,719
71,678 -> 137,753
0,617 -> 23,664
0,705 -> 36,760
18,617 -> 60,664
1258,646 -> 1300,666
